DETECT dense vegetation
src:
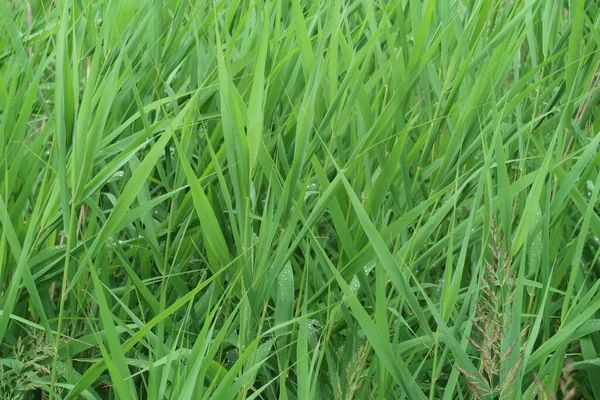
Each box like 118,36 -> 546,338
1,0 -> 599,398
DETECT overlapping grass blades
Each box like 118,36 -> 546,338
0,0 -> 599,398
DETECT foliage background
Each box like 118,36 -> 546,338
0,0 -> 599,398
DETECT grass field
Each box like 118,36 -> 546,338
1,0 -> 600,398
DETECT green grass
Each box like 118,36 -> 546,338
1,0 -> 599,398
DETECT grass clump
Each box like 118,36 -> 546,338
1,0 -> 600,399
